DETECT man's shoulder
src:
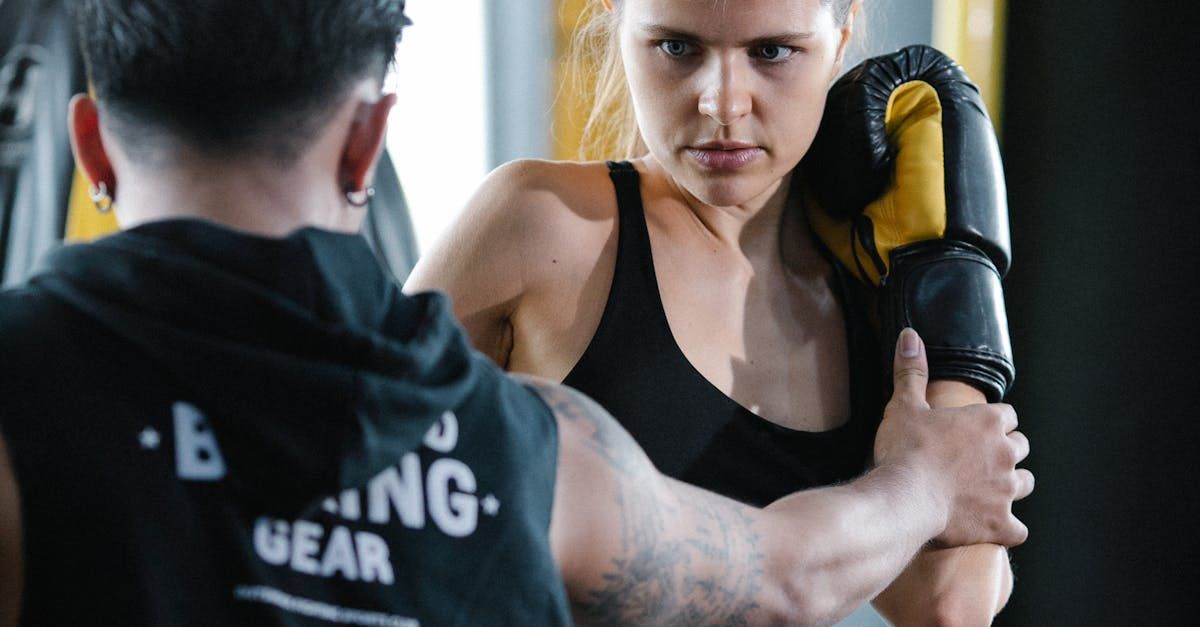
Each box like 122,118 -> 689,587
0,283 -> 64,327
0,284 -> 91,354
0,286 -> 91,407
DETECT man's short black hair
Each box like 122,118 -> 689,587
73,0 -> 410,162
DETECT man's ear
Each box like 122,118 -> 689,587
340,92 -> 398,197
68,94 -> 117,197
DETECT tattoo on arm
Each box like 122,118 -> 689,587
525,380 -> 766,626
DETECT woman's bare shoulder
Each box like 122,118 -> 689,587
404,158 -> 621,366
405,159 -> 618,298
477,158 -> 618,223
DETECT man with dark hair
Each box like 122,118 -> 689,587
74,0 -> 408,162
0,1 -> 1032,624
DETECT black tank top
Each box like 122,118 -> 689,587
563,161 -> 883,507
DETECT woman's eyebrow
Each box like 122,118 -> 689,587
637,23 -> 705,41
744,31 -> 816,45
636,23 -> 815,45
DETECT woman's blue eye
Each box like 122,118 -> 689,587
753,44 -> 793,61
659,40 -> 694,57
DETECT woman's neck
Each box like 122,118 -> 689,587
641,156 -> 826,275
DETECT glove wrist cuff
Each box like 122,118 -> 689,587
881,240 -> 1015,402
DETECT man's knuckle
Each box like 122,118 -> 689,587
1011,521 -> 1029,546
1007,473 -> 1023,496
986,407 -> 1008,430
1020,469 -> 1036,495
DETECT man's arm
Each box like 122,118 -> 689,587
530,330 -> 1033,626
536,380 -> 942,625
0,432 -> 22,627
874,381 -> 1014,626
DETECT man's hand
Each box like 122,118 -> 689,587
874,328 -> 1033,548
874,382 -> 1015,626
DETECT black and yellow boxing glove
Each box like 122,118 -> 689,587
802,45 -> 1014,401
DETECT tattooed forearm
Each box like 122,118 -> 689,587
525,379 -> 766,625
578,487 -> 765,626
582,495 -> 765,627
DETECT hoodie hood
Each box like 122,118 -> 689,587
32,218 -> 481,516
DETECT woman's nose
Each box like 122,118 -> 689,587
697,56 -> 751,126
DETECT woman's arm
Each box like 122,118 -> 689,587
0,432 -> 23,627
403,161 -> 546,366
873,380 -> 1014,626
404,160 -> 617,377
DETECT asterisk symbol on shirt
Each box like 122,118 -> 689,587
138,427 -> 161,450
481,494 -> 501,516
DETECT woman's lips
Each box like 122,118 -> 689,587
686,145 -> 764,170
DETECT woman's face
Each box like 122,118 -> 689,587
617,0 -> 850,208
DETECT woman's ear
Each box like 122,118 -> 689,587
831,1 -> 861,78
68,94 -> 117,197
339,92 -> 398,197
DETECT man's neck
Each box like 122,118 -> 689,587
112,156 -> 359,237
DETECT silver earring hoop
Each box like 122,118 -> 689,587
88,181 -> 114,213
345,186 -> 375,208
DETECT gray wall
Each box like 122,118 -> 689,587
484,0 -> 555,167
846,0 -> 934,68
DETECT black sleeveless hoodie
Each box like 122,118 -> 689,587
0,219 -> 568,626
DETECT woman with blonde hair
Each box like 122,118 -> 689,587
408,0 -> 1017,622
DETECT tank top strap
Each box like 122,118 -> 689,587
562,162 -> 671,387
602,160 -> 670,321
605,160 -> 653,261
